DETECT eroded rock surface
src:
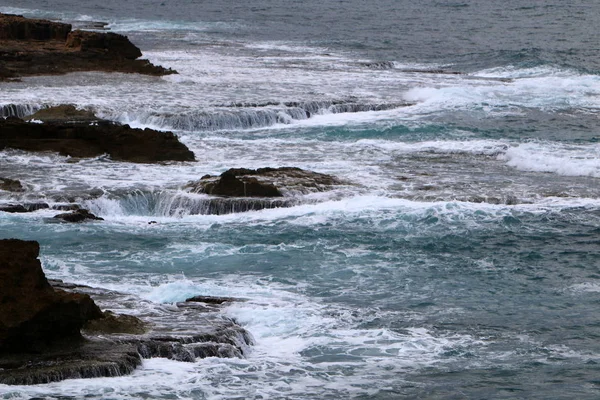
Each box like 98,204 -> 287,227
182,167 -> 347,214
25,104 -> 101,124
0,202 -> 49,213
187,167 -> 345,197
0,239 -> 103,354
0,114 -> 195,163
52,209 -> 104,223
0,13 -> 175,80
0,241 -> 254,385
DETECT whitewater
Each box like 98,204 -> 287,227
2,0 -> 600,398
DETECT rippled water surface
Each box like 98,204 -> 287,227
1,0 -> 600,398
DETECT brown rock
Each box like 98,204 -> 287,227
66,30 -> 142,60
0,13 -> 176,80
0,116 -> 195,163
25,105 -> 99,124
53,209 -> 104,223
0,202 -> 49,213
0,239 -> 103,353
203,170 -> 283,197
187,167 -> 344,197
0,13 -> 71,41
83,311 -> 147,335
0,177 -> 24,192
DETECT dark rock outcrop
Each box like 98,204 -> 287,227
0,178 -> 24,192
186,295 -> 241,305
0,13 -> 71,41
0,13 -> 175,80
0,202 -> 49,213
0,114 -> 195,163
0,239 -> 103,353
187,167 -> 344,197
53,209 -> 104,222
0,240 -> 254,385
201,169 -> 284,197
65,30 -> 142,60
25,104 -> 101,124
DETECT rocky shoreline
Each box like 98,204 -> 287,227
0,239 -> 253,385
0,12 -> 351,387
0,105 -> 195,163
0,13 -> 175,81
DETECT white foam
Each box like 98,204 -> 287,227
499,142 -> 600,177
569,282 -> 600,293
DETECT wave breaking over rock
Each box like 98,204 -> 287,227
0,240 -> 253,385
114,100 -> 412,131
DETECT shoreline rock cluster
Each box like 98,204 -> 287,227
0,14 -> 348,386
0,239 -> 253,385
0,105 -> 195,163
0,13 -> 175,81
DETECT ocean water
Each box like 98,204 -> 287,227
1,1 -> 600,398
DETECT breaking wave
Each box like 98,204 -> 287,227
109,101 -> 410,132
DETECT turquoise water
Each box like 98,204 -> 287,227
1,1 -> 600,398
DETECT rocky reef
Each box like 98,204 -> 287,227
182,167 -> 348,214
0,239 -> 253,385
188,167 -> 345,197
0,105 -> 195,163
0,13 -> 175,81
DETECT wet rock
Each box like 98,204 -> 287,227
51,203 -> 82,211
187,167 -> 345,197
0,241 -> 254,385
84,311 -> 147,335
0,202 -> 49,213
0,13 -> 176,80
25,104 -> 101,124
0,177 -> 24,192
0,340 -> 142,385
0,239 -> 103,354
0,13 -> 71,41
53,209 -> 104,222
0,116 -> 195,163
186,295 -> 241,305
65,30 -> 142,60
201,170 -> 283,197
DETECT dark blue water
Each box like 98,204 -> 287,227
7,0 -> 600,71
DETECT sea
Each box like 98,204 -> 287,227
1,0 -> 600,398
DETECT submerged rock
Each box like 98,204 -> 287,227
0,177 -> 24,192
53,209 -> 104,223
0,114 -> 195,163
0,13 -> 176,80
